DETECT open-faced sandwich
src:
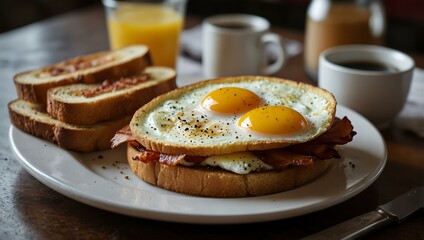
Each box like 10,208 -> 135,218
112,76 -> 356,197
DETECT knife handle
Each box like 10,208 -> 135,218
303,209 -> 397,240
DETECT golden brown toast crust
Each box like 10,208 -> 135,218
127,143 -> 332,198
14,45 -> 152,106
47,67 -> 176,125
8,99 -> 131,152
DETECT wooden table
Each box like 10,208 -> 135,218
1,4 -> 423,240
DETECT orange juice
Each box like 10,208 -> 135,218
107,3 -> 183,68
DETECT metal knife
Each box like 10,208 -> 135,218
303,187 -> 424,240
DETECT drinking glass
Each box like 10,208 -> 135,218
103,0 -> 187,69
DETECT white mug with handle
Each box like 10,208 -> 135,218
202,14 -> 286,78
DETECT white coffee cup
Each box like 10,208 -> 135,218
318,45 -> 415,129
202,14 -> 286,78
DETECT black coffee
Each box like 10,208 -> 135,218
339,61 -> 398,72
214,22 -> 253,30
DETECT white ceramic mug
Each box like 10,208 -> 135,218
318,45 -> 415,128
202,14 -> 286,78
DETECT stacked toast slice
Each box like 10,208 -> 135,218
8,45 -> 177,152
14,45 -> 153,106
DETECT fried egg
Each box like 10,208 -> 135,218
131,77 -> 336,156
178,151 -> 273,174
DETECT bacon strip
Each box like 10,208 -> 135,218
111,116 -> 356,170
132,145 -> 160,161
310,117 -> 357,145
288,143 -> 340,159
111,125 -> 139,149
287,117 -> 356,159
255,149 -> 314,170
131,146 -> 195,165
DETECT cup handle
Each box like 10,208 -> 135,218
260,33 -> 286,75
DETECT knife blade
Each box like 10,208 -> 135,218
303,187 -> 424,240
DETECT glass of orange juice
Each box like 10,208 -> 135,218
102,0 -> 186,69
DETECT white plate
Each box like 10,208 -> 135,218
9,105 -> 386,224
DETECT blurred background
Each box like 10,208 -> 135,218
0,0 -> 423,53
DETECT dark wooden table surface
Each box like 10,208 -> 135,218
1,4 -> 423,240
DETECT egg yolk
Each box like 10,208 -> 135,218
201,87 -> 261,114
238,106 -> 308,135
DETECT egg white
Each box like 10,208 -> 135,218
177,151 -> 273,174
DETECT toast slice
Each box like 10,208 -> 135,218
8,99 -> 131,152
127,143 -> 332,197
14,45 -> 152,106
47,66 -> 176,125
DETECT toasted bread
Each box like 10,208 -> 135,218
14,45 -> 152,106
127,143 -> 332,197
8,99 -> 131,152
47,67 -> 176,125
